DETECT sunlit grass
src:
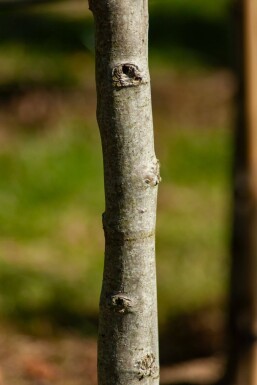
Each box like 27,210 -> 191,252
0,120 -> 231,331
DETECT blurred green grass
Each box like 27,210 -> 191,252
0,121 -> 231,333
0,0 -> 232,338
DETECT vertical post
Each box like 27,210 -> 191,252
89,1 -> 160,385
226,0 -> 257,383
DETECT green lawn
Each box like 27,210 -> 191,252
0,121 -> 231,332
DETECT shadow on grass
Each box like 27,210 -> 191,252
0,3 -> 231,70
0,11 -> 94,53
0,260 -> 225,363
0,0 -> 65,9
149,6 -> 231,68
159,308 -> 225,365
0,261 -> 98,336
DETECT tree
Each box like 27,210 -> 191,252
89,1 -> 160,385
225,0 -> 257,383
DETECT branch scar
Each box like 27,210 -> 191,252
135,353 -> 159,380
144,159 -> 161,187
112,63 -> 145,88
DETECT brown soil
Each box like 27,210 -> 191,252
0,327 -> 97,385
0,70 -> 235,139
0,326 -> 225,385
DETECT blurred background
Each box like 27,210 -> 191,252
0,0 -> 234,383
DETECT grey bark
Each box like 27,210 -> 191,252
90,1 -> 160,385
225,1 -> 257,384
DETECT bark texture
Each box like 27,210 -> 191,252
225,0 -> 257,384
90,1 -> 160,385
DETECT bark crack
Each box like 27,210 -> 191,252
102,213 -> 155,242
103,226 -> 155,242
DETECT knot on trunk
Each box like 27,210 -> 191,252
136,353 -> 159,381
112,63 -> 144,88
107,293 -> 133,314
144,159 -> 161,187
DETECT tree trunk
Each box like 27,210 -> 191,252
89,1 -> 160,385
225,0 -> 257,383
